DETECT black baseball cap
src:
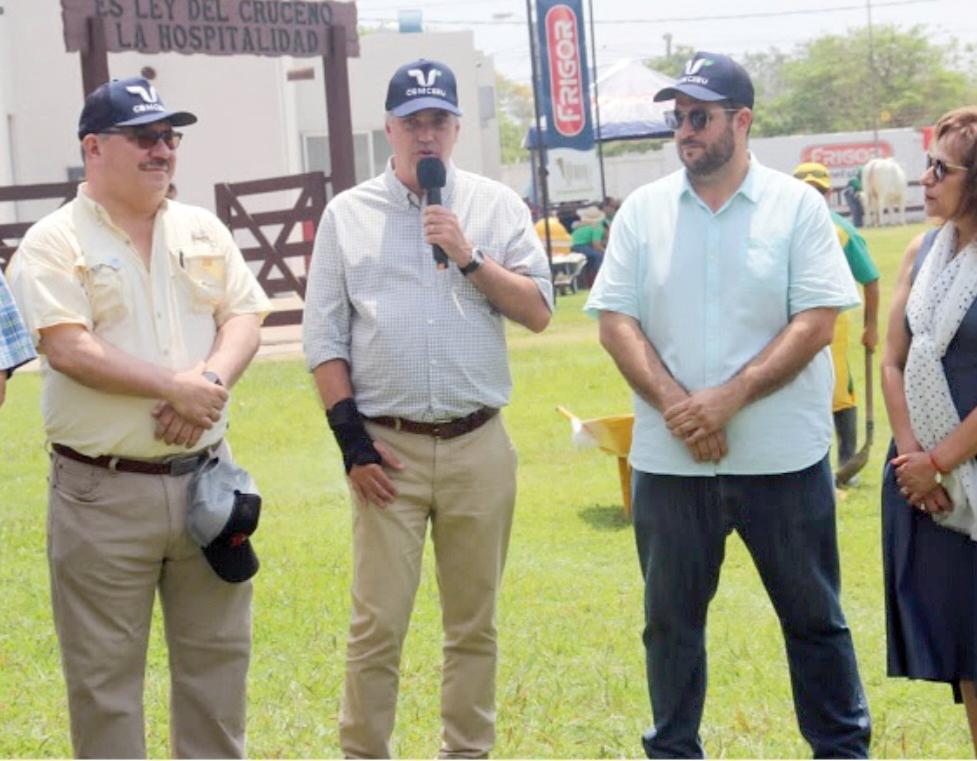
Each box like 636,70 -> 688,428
187,458 -> 261,583
654,52 -> 755,109
78,76 -> 197,140
385,59 -> 463,117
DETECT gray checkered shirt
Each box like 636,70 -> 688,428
303,160 -> 553,422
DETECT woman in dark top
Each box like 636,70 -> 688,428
881,106 -> 977,751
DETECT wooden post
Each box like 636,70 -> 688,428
323,24 -> 356,194
80,15 -> 110,98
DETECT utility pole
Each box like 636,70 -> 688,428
663,32 -> 673,59
865,0 -> 881,154
525,0 -> 553,274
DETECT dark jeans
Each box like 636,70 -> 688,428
571,243 -> 603,284
632,456 -> 870,759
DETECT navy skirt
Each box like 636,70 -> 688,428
883,441 -> 977,702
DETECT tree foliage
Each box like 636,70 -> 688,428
752,25 -> 976,136
496,72 -> 533,165
640,27 -> 977,139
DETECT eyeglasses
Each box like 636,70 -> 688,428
664,108 -> 740,132
100,127 -> 183,150
926,153 -> 969,182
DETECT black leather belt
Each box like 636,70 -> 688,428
52,443 -> 211,476
366,408 -> 499,439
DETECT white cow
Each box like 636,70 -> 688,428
862,157 -> 907,227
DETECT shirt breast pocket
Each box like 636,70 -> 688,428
176,245 -> 226,313
83,260 -> 128,326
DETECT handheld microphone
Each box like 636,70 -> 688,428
416,157 -> 449,269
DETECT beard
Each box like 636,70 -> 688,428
679,123 -> 736,177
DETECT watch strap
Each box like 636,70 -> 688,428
459,248 -> 483,276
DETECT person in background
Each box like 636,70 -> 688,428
0,270 -> 36,408
601,195 -> 621,239
880,106 -> 977,753
570,205 -> 606,286
557,202 -> 579,236
844,166 -> 865,228
793,161 -> 880,476
534,212 -> 572,255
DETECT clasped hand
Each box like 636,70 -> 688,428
891,451 -> 952,514
663,386 -> 741,464
152,362 -> 228,448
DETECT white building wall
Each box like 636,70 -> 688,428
0,4 -> 500,222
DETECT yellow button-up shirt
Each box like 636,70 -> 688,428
8,185 -> 270,458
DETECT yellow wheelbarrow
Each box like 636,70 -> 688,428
556,406 -> 635,516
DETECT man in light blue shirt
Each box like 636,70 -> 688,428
586,52 -> 871,759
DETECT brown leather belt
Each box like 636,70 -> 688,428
366,407 -> 499,439
52,443 -> 211,476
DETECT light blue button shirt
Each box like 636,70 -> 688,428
585,156 -> 860,475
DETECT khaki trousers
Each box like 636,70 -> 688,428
47,448 -> 251,759
340,415 -> 517,759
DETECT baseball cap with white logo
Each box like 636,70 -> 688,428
385,59 -> 463,118
78,76 -> 197,140
654,51 -> 755,109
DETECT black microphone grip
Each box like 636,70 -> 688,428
426,186 -> 450,268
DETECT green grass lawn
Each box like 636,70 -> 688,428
1,221 -> 971,758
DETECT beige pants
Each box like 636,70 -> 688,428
340,415 -> 518,759
47,448 -> 251,759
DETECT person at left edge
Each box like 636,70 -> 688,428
0,270 -> 36,408
7,76 -> 271,758
303,58 -> 553,758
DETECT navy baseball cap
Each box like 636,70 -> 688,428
385,59 -> 462,117
654,52 -> 755,109
78,76 -> 197,140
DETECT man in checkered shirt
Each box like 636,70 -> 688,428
303,58 -> 553,759
0,270 -> 36,407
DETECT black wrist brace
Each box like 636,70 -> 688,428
326,398 -> 382,473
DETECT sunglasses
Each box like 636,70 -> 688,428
926,153 -> 969,182
664,108 -> 740,132
100,127 -> 183,150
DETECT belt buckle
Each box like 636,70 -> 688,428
431,422 -> 444,438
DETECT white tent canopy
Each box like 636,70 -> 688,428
525,59 -> 676,147
593,59 -> 676,140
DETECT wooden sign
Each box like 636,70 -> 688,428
61,0 -> 359,58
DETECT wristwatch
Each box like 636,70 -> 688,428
202,370 -> 224,387
459,247 -> 485,277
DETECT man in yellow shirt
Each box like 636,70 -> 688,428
8,77 -> 270,758
794,162 -> 880,477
